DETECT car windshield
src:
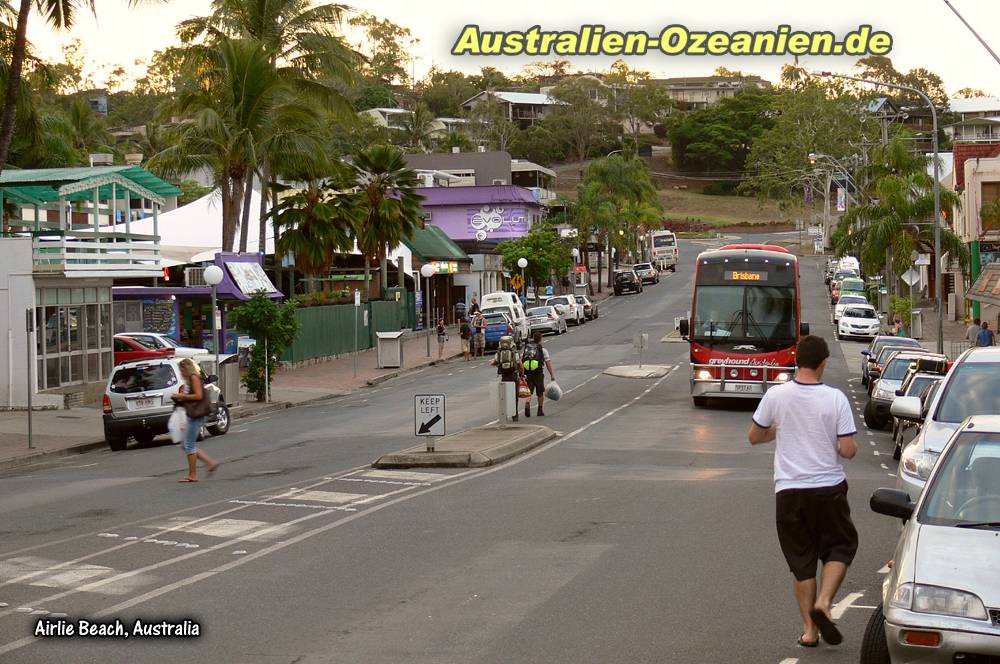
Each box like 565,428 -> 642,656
920,433 -> 1000,527
110,364 -> 176,394
483,313 -> 508,324
841,279 -> 864,291
844,308 -> 876,319
692,285 -> 797,346
575,296 -> 586,303
838,296 -> 866,306
547,297 -> 570,306
883,356 -> 922,381
526,308 -> 550,316
653,235 -> 675,247
935,363 -> 1000,424
877,345 -> 918,365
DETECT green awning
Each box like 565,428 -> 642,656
402,224 -> 470,262
0,165 -> 182,204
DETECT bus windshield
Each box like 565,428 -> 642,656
653,234 -> 675,247
692,285 -> 797,347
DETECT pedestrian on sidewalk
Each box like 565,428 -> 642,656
472,310 -> 486,357
459,317 -> 473,361
469,296 -> 480,315
436,318 -> 446,359
491,335 -> 521,422
967,317 -> 982,348
976,321 -> 996,347
748,335 -> 858,648
170,358 -> 219,483
521,331 -> 555,418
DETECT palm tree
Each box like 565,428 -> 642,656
399,102 -> 437,152
148,38 -> 326,252
177,0 -> 358,253
835,139 -> 967,296
350,145 -> 424,301
0,0 -> 160,174
66,96 -> 112,153
272,172 -> 358,292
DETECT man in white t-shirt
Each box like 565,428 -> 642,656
748,335 -> 858,649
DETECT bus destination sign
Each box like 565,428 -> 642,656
725,270 -> 768,282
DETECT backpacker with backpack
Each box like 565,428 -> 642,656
496,336 -> 517,374
521,341 -> 544,373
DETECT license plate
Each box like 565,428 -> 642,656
725,383 -> 761,394
129,397 -> 157,410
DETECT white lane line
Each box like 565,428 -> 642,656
873,450 -> 881,456
832,592 -> 865,619
878,565 -> 890,574
881,463 -> 889,470
870,441 -> 876,446
888,473 -> 897,477
779,659 -> 799,664
854,605 -> 878,610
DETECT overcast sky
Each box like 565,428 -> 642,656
30,0 -> 1000,95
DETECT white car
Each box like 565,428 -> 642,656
119,332 -> 208,359
833,294 -> 868,323
837,304 -> 879,339
544,295 -> 584,325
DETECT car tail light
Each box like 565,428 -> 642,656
548,313 -> 555,320
507,325 -> 513,334
102,394 -> 112,414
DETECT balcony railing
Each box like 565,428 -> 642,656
31,230 -> 162,277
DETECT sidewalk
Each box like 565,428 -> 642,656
908,299 -> 975,359
0,327 -> 468,470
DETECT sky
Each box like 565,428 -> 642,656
30,0 -> 1000,95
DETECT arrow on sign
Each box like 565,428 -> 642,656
418,414 -> 442,435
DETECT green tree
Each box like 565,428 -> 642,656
349,12 -> 416,86
470,66 -> 515,91
174,179 -> 213,206
350,144 -> 424,300
466,95 -> 519,152
420,67 -> 477,117
496,224 -> 572,295
954,87 -> 990,99
669,86 -> 775,173
229,292 -> 299,402
399,102 -> 436,152
606,60 -> 674,141
509,123 -> 565,166
854,56 -> 948,108
545,76 -> 618,163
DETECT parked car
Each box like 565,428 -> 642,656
861,336 -> 923,388
482,311 -> 518,349
837,304 -> 879,339
866,351 -> 945,430
614,270 -> 643,295
575,295 -> 598,320
544,295 -> 584,325
867,340 -> 927,395
833,294 -> 870,324
526,306 -> 567,336
119,332 -> 208,359
863,415 -> 1000,664
633,262 -> 660,284
102,357 -> 230,451
113,335 -> 174,366
893,347 -> 1000,501
891,376 -> 943,461
480,296 -> 529,340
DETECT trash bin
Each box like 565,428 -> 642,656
454,302 -> 467,322
376,331 -> 405,368
910,310 -> 923,339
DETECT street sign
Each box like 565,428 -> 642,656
573,265 -> 587,273
354,289 -> 361,306
414,394 -> 445,437
511,274 -> 525,290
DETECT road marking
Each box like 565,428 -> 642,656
870,441 -> 876,446
832,592 -> 865,619
146,517 -> 296,541
361,470 -> 449,483
878,565 -> 890,574
0,557 -> 154,596
873,450 -> 881,456
779,659 -> 799,664
888,473 -> 896,477
229,499 -> 351,511
286,490 -> 368,505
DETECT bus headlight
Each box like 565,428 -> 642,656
774,372 -> 790,382
749,369 -> 759,378
695,369 -> 712,380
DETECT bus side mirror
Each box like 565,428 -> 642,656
800,322 -> 810,336
678,318 -> 689,338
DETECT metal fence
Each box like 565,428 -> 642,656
281,297 -> 412,363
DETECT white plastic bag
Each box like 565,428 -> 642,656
167,407 -> 187,444
544,380 -> 562,401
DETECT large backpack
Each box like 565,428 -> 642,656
497,336 -> 516,371
522,342 -> 544,372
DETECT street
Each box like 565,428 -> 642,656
0,237 -> 905,664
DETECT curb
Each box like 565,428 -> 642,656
371,425 -> 556,469
366,350 -> 465,386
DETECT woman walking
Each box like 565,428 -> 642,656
436,318 -> 447,359
171,358 -> 218,483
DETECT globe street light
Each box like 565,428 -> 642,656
420,263 -> 435,357
203,265 -> 224,379
516,257 -> 528,302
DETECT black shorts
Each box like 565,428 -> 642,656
525,371 -> 545,396
775,481 -> 858,581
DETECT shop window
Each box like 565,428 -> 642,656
67,307 -> 82,351
87,353 -> 99,382
46,358 -> 59,388
86,304 -> 99,350
44,307 -> 59,354
57,288 -> 70,304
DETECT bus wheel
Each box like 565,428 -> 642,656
693,396 -> 708,408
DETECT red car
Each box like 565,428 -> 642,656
113,335 -> 174,365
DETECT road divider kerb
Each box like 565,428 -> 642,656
371,425 -> 556,469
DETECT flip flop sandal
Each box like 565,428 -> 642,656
809,608 -> 843,645
178,478 -> 198,483
797,636 -> 819,648
208,463 -> 220,475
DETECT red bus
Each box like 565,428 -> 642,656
677,244 -> 809,406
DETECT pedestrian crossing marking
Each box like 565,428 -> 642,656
286,490 -> 368,505
148,517 -> 294,541
360,470 -> 449,483
0,556 -> 155,595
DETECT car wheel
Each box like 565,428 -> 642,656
208,404 -> 230,436
693,396 -> 708,408
863,401 -> 886,430
107,435 -> 127,452
134,432 -> 156,445
859,604 -> 890,664
671,266 -> 676,272
892,439 -> 902,461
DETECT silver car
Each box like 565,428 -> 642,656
526,306 -> 567,335
894,347 -> 1000,501
103,357 -> 230,451
119,332 -> 209,359
545,295 -> 584,325
864,415 -> 1000,663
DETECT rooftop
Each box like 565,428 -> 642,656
402,224 -> 470,263
0,165 -> 181,204
418,185 -> 540,206
462,91 -> 561,107
949,96 -> 1000,115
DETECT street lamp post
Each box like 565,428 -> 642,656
516,257 -> 528,302
203,265 -> 225,380
815,71 -> 945,354
420,263 -> 435,357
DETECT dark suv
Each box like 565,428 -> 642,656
614,270 -> 643,295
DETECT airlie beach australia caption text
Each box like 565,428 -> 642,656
35,618 -> 200,639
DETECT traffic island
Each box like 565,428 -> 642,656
371,425 -> 556,469
603,365 -> 673,379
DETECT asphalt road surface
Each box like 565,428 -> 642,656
0,235 -> 903,664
